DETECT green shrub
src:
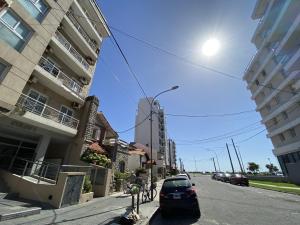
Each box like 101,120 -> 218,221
81,149 -> 111,168
114,171 -> 131,180
83,176 -> 92,193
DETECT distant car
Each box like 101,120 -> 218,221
229,174 -> 249,186
159,177 -> 200,218
211,172 -> 217,180
215,172 -> 225,181
177,173 -> 191,180
220,173 -> 231,182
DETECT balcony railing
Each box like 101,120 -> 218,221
54,31 -> 89,70
17,94 -> 79,129
38,57 -> 84,98
66,11 -> 98,52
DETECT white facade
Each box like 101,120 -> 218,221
166,139 -> 176,170
134,98 -> 167,175
244,0 -> 300,184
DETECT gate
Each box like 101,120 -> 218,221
61,175 -> 84,207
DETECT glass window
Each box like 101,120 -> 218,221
288,128 -> 296,138
17,0 -> 49,22
163,179 -> 191,189
26,89 -> 47,115
282,111 -> 288,120
279,133 -> 285,142
0,61 -> 8,81
60,106 -> 74,125
0,9 -> 32,51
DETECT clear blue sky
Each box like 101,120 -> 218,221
90,0 -> 279,172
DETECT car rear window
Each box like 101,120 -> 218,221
163,179 -> 191,188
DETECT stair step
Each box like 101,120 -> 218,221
0,207 -> 41,221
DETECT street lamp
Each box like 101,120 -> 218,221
150,85 -> 179,201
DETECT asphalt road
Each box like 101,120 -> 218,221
150,175 -> 300,225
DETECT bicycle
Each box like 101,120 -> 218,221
141,182 -> 157,202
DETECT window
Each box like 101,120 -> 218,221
60,106 -> 73,125
255,79 -> 259,86
274,96 -> 280,105
25,89 -> 47,115
266,104 -> 271,112
119,161 -> 125,173
18,0 -> 49,22
0,60 -> 9,81
272,117 -> 278,125
279,133 -> 286,142
0,9 -> 32,51
261,70 -> 266,77
92,128 -> 101,140
288,128 -> 296,138
261,91 -> 265,97
282,111 -> 288,120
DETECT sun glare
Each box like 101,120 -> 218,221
202,38 -> 220,57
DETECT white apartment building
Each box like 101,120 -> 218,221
0,0 -> 108,187
244,0 -> 300,184
134,97 -> 168,176
166,139 -> 176,171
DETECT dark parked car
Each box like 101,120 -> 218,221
215,172 -> 225,181
159,177 -> 200,218
220,173 -> 231,182
211,172 -> 217,180
229,174 -> 249,186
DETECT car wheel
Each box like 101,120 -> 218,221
161,209 -> 168,218
193,207 -> 201,218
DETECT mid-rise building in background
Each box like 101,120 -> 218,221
134,97 -> 168,177
166,139 -> 176,171
244,0 -> 300,184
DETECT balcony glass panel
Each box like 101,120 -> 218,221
17,93 -> 79,129
38,57 -> 84,98
54,31 -> 89,70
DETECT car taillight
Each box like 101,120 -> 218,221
160,192 -> 168,198
186,188 -> 196,197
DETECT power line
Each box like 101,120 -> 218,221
110,26 -> 299,95
165,109 -> 255,118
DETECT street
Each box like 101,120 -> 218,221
151,175 -> 300,225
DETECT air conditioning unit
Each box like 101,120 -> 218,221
71,102 -> 81,109
28,75 -> 38,84
79,77 -> 88,85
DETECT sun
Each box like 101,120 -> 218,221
202,38 -> 220,57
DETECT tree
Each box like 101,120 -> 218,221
266,163 -> 279,174
247,162 -> 260,173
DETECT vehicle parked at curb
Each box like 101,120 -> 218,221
229,174 -> 249,186
211,172 -> 217,180
177,173 -> 191,180
215,172 -> 225,181
159,177 -> 200,218
220,173 -> 231,182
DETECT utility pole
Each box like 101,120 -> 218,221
237,146 -> 246,173
179,158 -> 182,172
212,157 -> 217,172
226,143 -> 235,173
194,157 -> 197,173
231,139 -> 244,173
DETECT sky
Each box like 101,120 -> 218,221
90,0 -> 279,172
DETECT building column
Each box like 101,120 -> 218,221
30,135 -> 51,175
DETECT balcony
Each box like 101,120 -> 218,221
34,57 -> 85,103
14,94 -> 79,136
51,31 -> 91,79
54,31 -> 89,69
62,11 -> 98,58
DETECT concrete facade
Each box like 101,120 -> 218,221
166,139 -> 176,170
244,0 -> 300,184
0,0 -> 109,201
134,98 -> 168,176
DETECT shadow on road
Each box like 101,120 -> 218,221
151,210 -> 201,225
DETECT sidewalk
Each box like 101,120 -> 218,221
0,180 -> 163,225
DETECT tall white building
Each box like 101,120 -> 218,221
166,139 -> 176,170
134,98 -> 167,176
244,0 -> 300,184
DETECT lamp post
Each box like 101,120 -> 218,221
206,149 -> 221,171
150,85 -> 179,201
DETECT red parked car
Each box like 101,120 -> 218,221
229,174 -> 249,186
